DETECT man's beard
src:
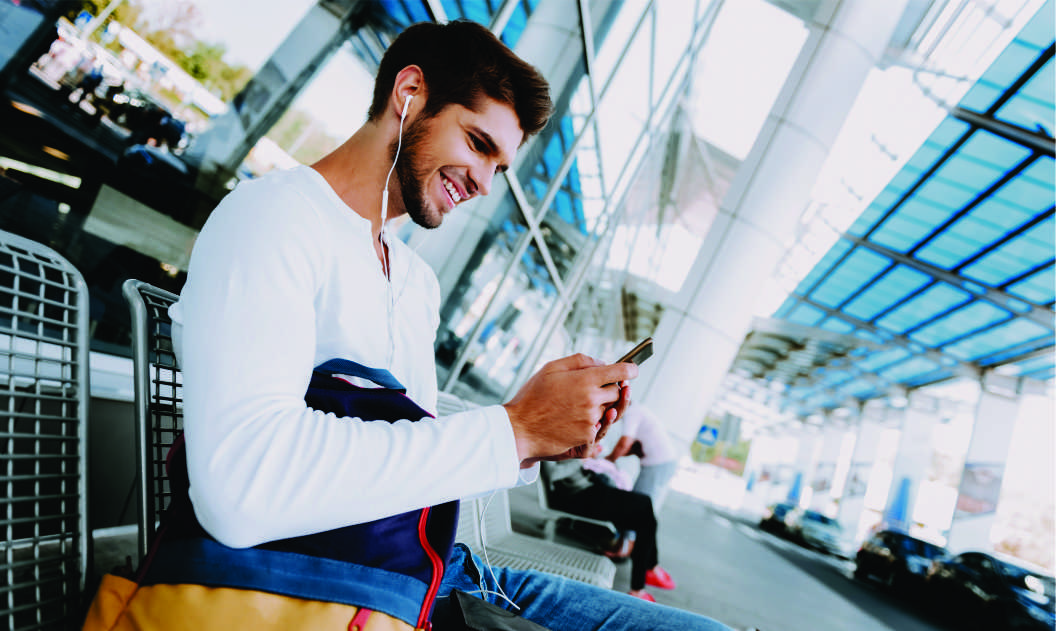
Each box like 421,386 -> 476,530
389,116 -> 442,229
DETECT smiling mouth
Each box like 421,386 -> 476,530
441,174 -> 462,204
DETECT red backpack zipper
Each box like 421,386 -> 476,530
416,506 -> 443,630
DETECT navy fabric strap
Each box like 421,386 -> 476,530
315,358 -> 406,392
143,537 -> 428,626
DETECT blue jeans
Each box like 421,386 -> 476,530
434,544 -> 732,631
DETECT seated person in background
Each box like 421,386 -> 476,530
544,459 -> 678,602
605,402 -> 679,516
583,443 -> 633,491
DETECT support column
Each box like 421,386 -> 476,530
946,377 -> 1022,552
787,429 -> 819,505
838,405 -> 884,542
809,424 -> 845,512
637,0 -> 911,442
883,393 -> 940,532
743,432 -> 782,515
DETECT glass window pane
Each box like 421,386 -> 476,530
596,22 -> 650,187
652,0 -> 696,104
592,0 -> 649,84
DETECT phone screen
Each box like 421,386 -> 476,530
616,337 -> 653,365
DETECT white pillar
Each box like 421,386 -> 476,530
788,430 -> 820,505
638,0 -> 911,443
946,378 -> 1022,553
809,425 -> 845,512
883,393 -> 940,532
743,433 -> 782,515
838,409 -> 884,543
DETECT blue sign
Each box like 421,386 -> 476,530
697,425 -> 719,446
74,10 -> 93,29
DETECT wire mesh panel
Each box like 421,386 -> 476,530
0,232 -> 89,630
121,280 -> 181,563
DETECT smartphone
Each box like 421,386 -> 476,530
616,337 -> 653,365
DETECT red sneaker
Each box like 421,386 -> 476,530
645,566 -> 676,590
628,589 -> 656,602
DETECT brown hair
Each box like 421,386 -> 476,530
368,20 -> 553,141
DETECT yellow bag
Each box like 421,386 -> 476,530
82,573 -> 418,631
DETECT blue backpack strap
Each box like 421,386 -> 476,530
315,358 -> 406,392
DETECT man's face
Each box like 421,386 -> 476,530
391,97 -> 523,229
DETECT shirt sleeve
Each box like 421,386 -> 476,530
175,178 -> 521,548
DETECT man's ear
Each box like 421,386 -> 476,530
391,65 -> 425,118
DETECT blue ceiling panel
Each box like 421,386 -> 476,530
875,283 -> 972,334
960,216 -> 1055,285
854,329 -> 887,344
1023,156 -> 1055,188
885,166 -> 925,199
843,379 -> 879,398
880,356 -> 939,382
979,39 -> 1048,94
906,141 -> 946,174
787,303 -> 826,327
908,301 -> 1011,346
820,370 -> 854,388
798,239 -> 853,292
813,247 -> 891,308
975,338 -> 1051,365
989,164 -> 1056,214
916,221 -> 1000,269
848,202 -> 888,236
1017,0 -> 1054,48
1008,266 -> 1056,305
943,318 -> 1051,361
1013,353 -> 1056,376
998,83 -> 1055,133
913,175 -> 979,211
960,80 -> 1004,112
869,199 -> 952,252
959,130 -> 1034,174
773,296 -> 798,319
1027,366 -> 1055,380
969,196 -> 1039,235
843,265 -> 932,321
931,117 -> 973,147
857,347 -> 911,373
819,317 -> 856,334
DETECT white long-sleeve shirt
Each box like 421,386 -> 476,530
170,165 -> 522,548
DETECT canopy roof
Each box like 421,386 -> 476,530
763,6 -> 1054,416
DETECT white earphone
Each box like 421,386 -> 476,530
401,94 -> 413,119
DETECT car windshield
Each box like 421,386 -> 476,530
895,536 -> 944,559
804,512 -> 837,526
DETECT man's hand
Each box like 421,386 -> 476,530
503,354 -> 636,467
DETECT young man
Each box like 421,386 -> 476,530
91,20 -> 731,631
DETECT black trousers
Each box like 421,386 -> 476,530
549,485 -> 657,590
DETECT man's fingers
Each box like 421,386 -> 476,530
593,362 -> 638,387
543,353 -> 602,373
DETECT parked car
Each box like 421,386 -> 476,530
788,509 -> 845,556
854,529 -> 947,592
758,502 -> 797,536
925,551 -> 1055,631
